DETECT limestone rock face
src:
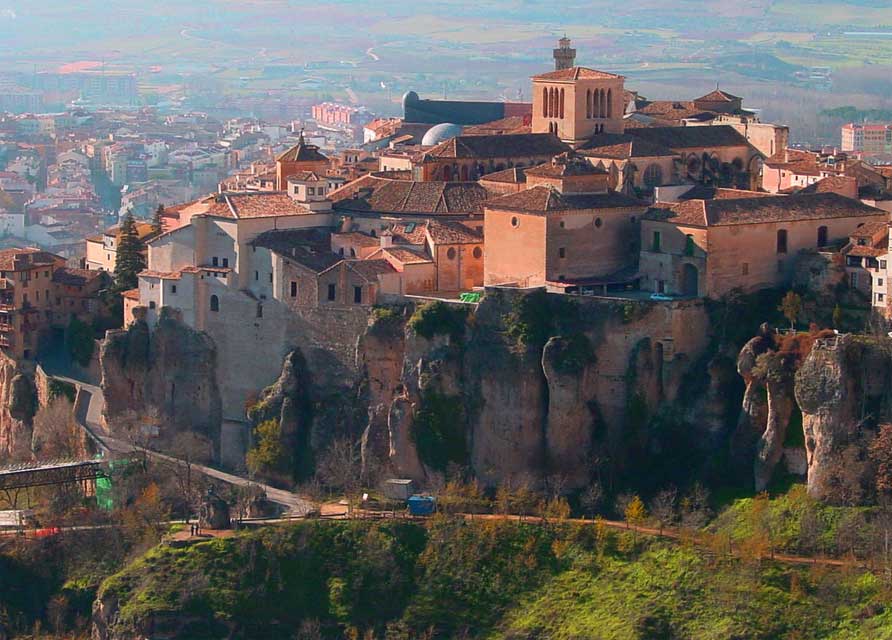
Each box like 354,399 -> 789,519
794,335 -> 892,501
199,490 -> 231,530
100,309 -> 222,459
541,336 -> 597,488
0,355 -> 36,461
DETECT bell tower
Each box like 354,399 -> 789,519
553,36 -> 576,71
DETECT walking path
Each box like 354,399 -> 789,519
43,368 -> 313,516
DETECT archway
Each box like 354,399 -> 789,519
681,264 -> 699,297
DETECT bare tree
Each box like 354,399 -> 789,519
650,487 -> 678,534
580,481 -> 603,520
315,438 -> 363,514
168,431 -> 213,521
31,397 -> 82,460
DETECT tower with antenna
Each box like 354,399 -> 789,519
553,36 -> 576,71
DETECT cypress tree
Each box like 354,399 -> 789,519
151,204 -> 164,236
114,212 -> 145,292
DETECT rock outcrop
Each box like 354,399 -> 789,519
355,289 -> 712,491
100,308 -> 222,459
795,334 -> 892,502
0,354 -> 37,461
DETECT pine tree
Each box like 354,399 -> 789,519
114,212 -> 145,292
151,204 -> 164,236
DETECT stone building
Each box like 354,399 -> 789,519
85,220 -> 158,273
639,193 -> 888,298
275,132 -> 329,190
484,153 -> 647,290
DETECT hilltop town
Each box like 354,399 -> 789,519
8,36 -> 892,640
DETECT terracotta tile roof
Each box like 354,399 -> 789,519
122,288 -> 140,301
486,185 -> 646,213
626,125 -> 752,150
139,269 -> 182,280
426,219 -> 482,245
532,66 -> 622,81
333,231 -> 381,247
524,153 -> 608,178
52,267 -> 107,287
390,221 -> 428,245
645,193 -> 886,227
368,246 -> 433,265
579,133 -> 676,159
0,248 -> 60,271
201,192 -> 315,219
850,220 -> 888,238
425,133 -> 569,160
286,171 -> 326,182
275,136 -> 328,163
333,180 -> 490,215
799,176 -> 857,195
696,89 -> 741,102
677,186 -> 775,201
250,227 -> 331,254
635,101 -> 716,122
478,167 -> 527,184
462,116 -> 532,136
345,259 -> 397,280
846,244 -> 887,258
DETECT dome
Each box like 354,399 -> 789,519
422,123 -> 464,147
401,90 -> 420,110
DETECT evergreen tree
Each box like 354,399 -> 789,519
151,204 -> 164,236
114,212 -> 145,292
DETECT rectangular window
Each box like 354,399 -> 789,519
171,285 -> 177,294
254,270 -> 259,281
269,273 -> 273,283
290,281 -> 297,297
880,278 -> 885,287
308,187 -> 315,195
354,286 -> 362,304
149,301 -> 156,309
558,247 -> 566,259
222,258 -> 229,268
212,256 -> 219,267
882,260 -> 887,269
327,284 -> 336,301
851,272 -> 859,288
652,231 -> 661,252
879,293 -> 885,303
742,263 -> 749,276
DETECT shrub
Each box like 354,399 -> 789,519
550,332 -> 595,374
411,391 -> 467,471
407,302 -> 468,340
67,316 -> 95,367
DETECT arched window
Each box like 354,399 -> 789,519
600,89 -> 607,119
643,164 -> 663,187
559,88 -> 565,119
817,225 -> 828,247
210,295 -> 219,312
684,234 -> 695,256
607,89 -> 613,117
460,165 -> 469,181
777,229 -> 788,254
542,87 -> 548,117
592,89 -> 599,118
586,90 -> 592,119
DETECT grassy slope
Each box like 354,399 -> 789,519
95,518 -> 892,640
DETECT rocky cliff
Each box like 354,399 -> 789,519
353,288 -> 714,491
100,308 -> 222,459
735,328 -> 892,503
0,354 -> 37,461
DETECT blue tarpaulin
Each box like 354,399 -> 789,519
407,495 -> 436,516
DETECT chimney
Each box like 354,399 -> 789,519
380,230 -> 393,248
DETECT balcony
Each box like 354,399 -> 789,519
0,335 -> 15,348
0,323 -> 14,333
